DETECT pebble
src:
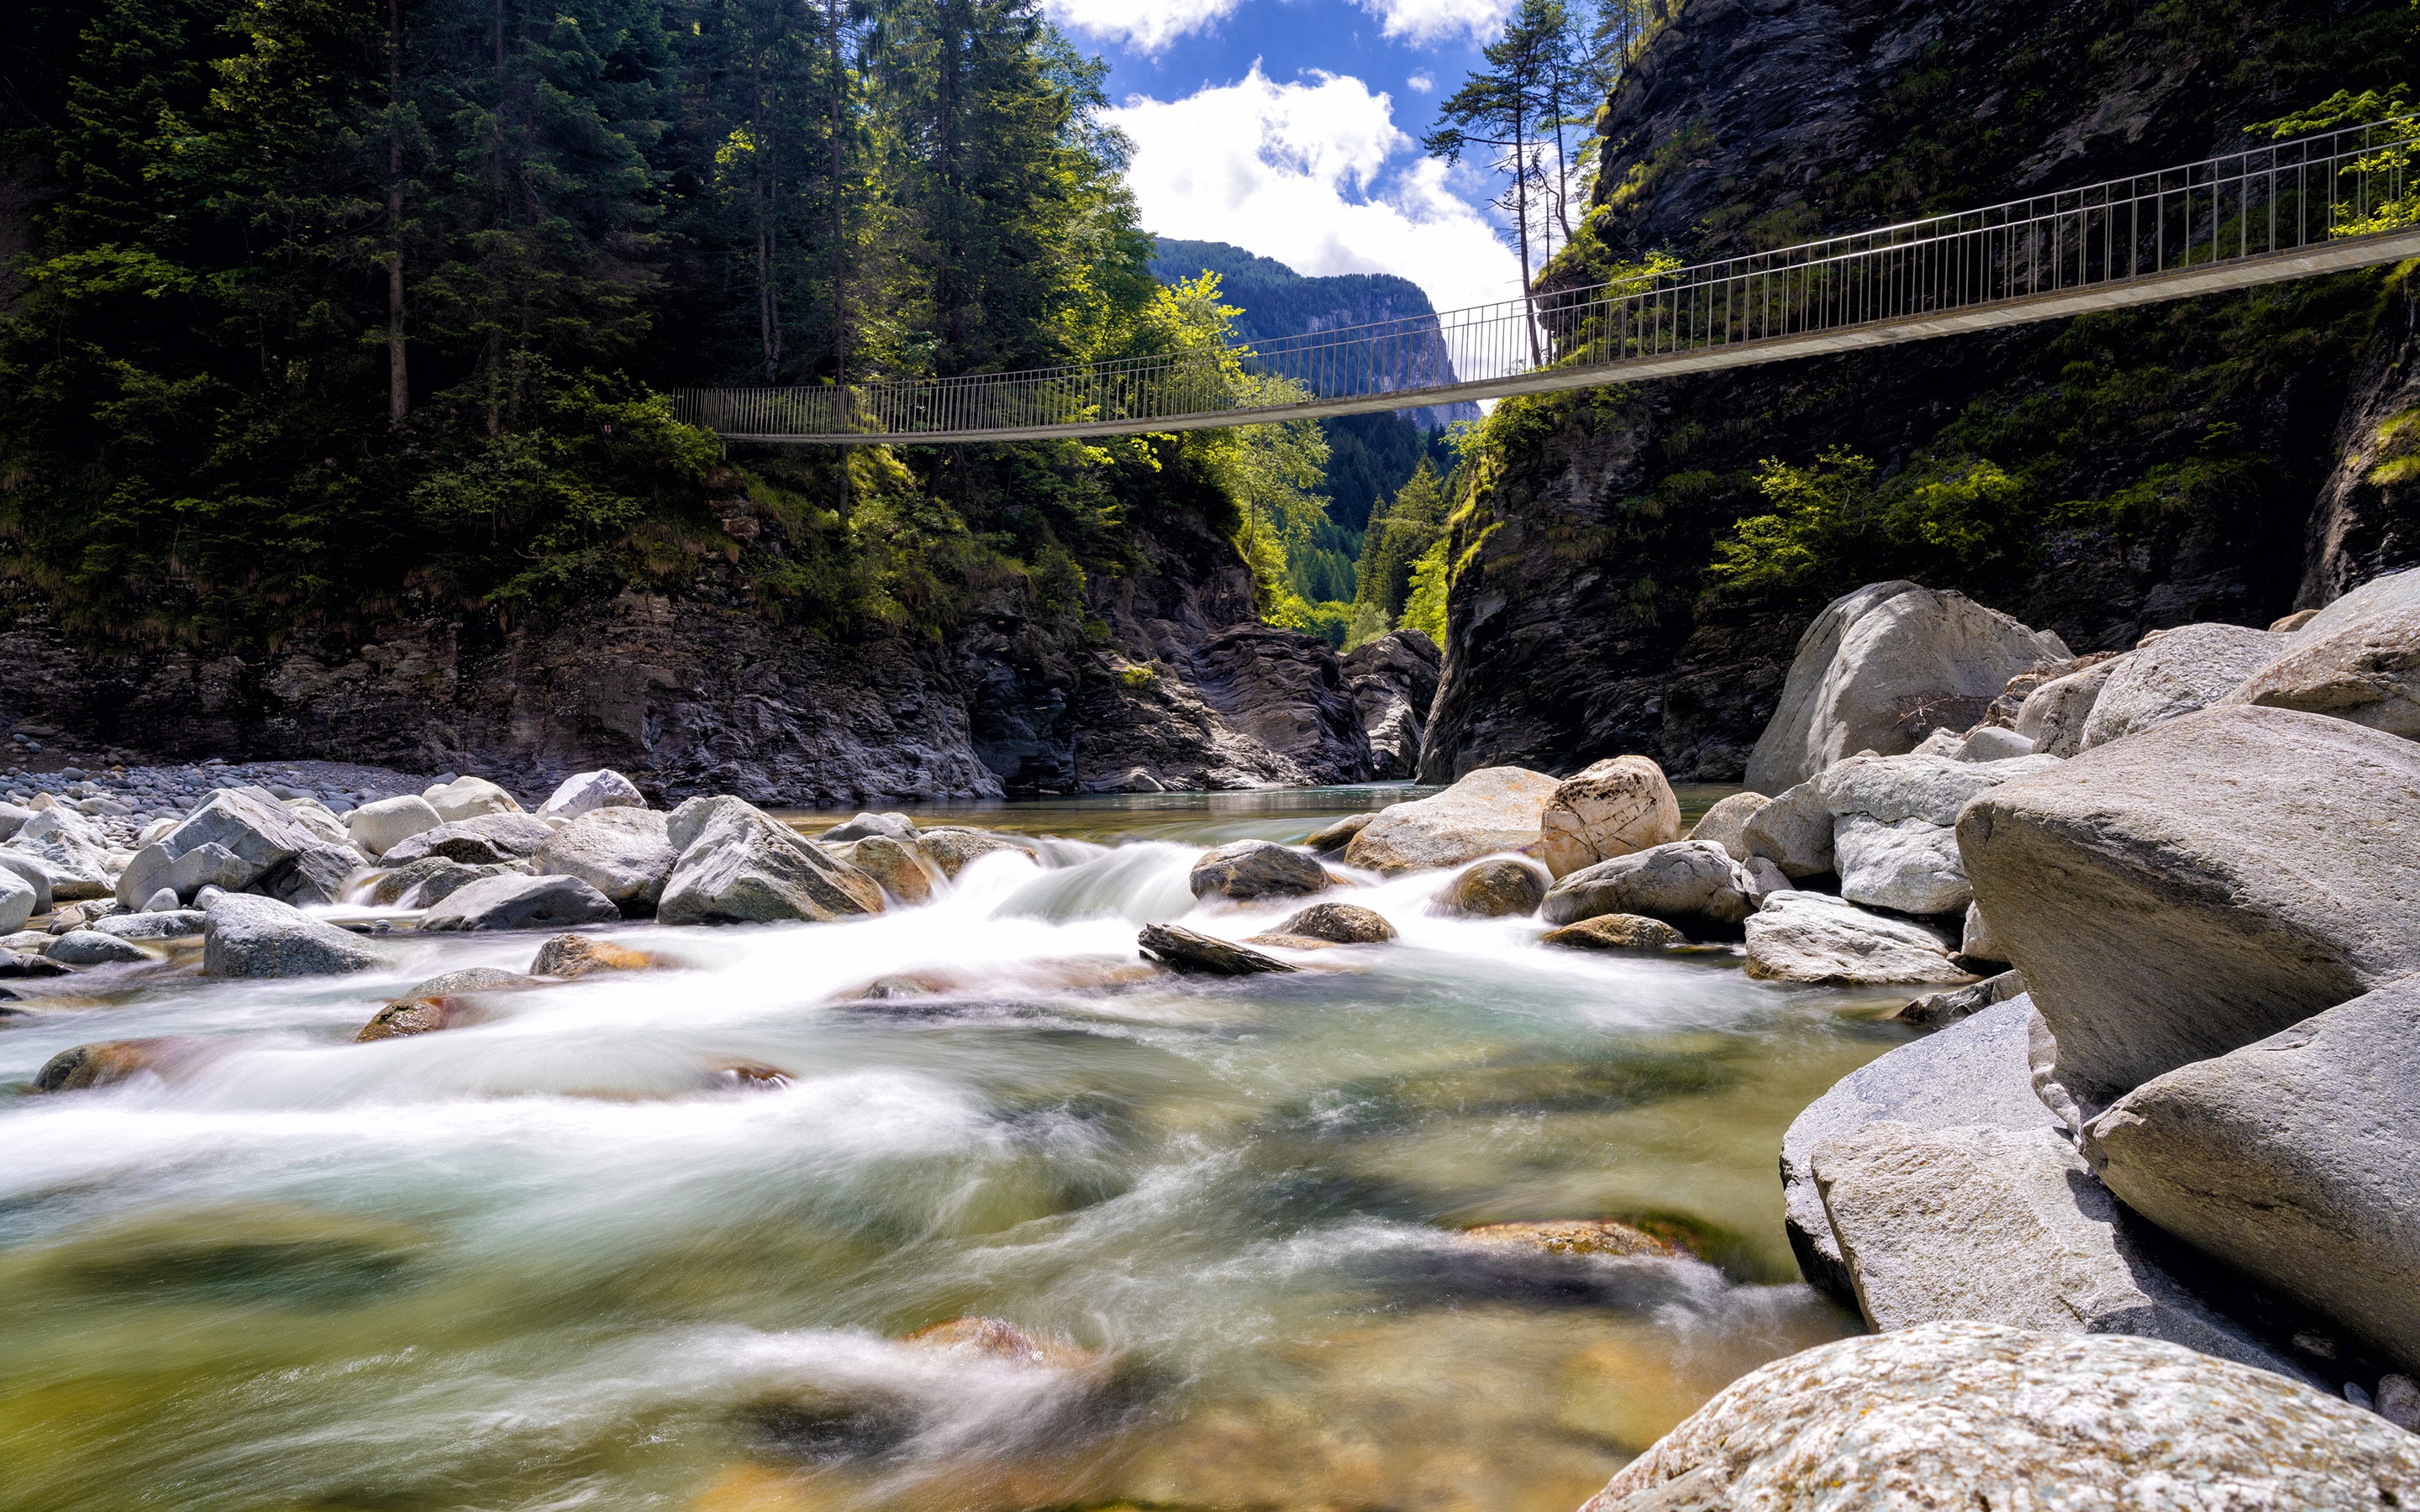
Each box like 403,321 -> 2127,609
0,758 -> 485,855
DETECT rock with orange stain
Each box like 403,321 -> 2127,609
1452,1219 -> 1688,1260
529,932 -> 655,979
900,1315 -> 1097,1371
33,1036 -> 215,1091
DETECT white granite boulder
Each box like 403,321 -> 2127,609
1342,766 -> 1560,874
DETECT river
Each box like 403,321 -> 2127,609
0,785 -> 1912,1512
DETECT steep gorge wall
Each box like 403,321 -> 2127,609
1421,0 -> 2420,783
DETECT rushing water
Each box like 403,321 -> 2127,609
0,786 -> 1918,1512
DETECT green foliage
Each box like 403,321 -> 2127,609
1399,536 -> 1450,645
1705,448 -> 2032,601
1352,456 -> 1449,622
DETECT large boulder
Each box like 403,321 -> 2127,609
0,867 -> 33,935
2012,655 -> 2125,757
1536,755 -> 1681,879
917,828 -> 1030,879
2085,977 -> 2420,1375
423,774 -> 522,822
1813,750 -> 2062,827
347,795 -> 445,857
2076,622 -> 2285,750
7,806 -> 117,900
1538,840 -> 1755,937
1743,891 -> 1970,985
1832,816 -> 1970,915
1958,705 -> 2420,1105
419,874 -> 620,932
49,928 -> 151,966
202,892 -> 382,978
1342,629 -> 1440,780
2222,603 -> 2420,738
1739,781 -> 1833,878
1434,858 -> 1549,917
0,853 -> 55,915
380,813 -> 555,866
1746,582 -> 2070,794
1779,999 -> 2056,1301
1812,1120 -> 2297,1373
1187,839 -> 1329,900
1342,765 -> 1560,874
828,835 -> 934,906
537,769 -> 644,821
659,796 -> 885,926
366,856 -> 518,908
534,807 -> 676,913
1576,1321 -> 2420,1512
1685,790 -> 1768,862
115,787 -> 356,908
2295,562 -> 2420,640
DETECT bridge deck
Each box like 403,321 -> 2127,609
675,117 -> 2420,445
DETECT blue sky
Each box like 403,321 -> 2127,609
1044,0 -> 1532,313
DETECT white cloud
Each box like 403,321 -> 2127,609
1043,0 -> 1247,53
1355,0 -> 1515,45
1106,66 -> 1522,315
1406,70 -> 1434,92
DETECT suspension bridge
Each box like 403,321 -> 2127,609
672,117 -> 2420,446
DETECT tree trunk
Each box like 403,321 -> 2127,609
1512,103 -> 1540,368
387,0 -> 408,423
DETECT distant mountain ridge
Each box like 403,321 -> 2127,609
1150,238 -> 1481,429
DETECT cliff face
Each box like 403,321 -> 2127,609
1421,0 -> 2420,783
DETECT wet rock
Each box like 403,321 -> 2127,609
2085,977 -> 2420,1376
381,813 -> 554,866
1452,1219 -> 1685,1259
1739,781 -> 1833,879
420,874 -> 620,932
2014,655 -> 2125,757
1435,858 -> 1549,917
1188,839 -> 1330,900
534,806 -> 676,913
1684,791 -> 1769,862
1743,892 -> 1970,986
355,969 -> 544,1041
1745,581 -> 2070,794
529,932 -> 655,979
704,1063 -> 793,1092
1539,841 -> 1755,937
33,1037 -> 207,1091
1303,812 -> 1376,852
347,795 -> 445,857
1539,914 -> 1686,951
203,892 -> 381,978
1538,755 -> 1682,879
829,834 -> 934,906
1959,705 -> 2420,1105
2078,622 -> 2286,749
423,774 -> 522,822
821,811 -> 918,843
901,1315 -> 1097,1371
1136,923 -> 1297,976
2222,603 -> 2420,737
537,769 -> 644,820
1344,631 -> 1441,780
1812,1120 -> 2298,1373
1342,765 -> 1560,874
1780,999 -> 2056,1301
1270,901 -> 1396,943
47,929 -> 151,966
917,827 -> 1032,880
1894,968 -> 2023,1027
1832,815 -> 1969,915
660,796 -> 886,925
1576,1321 -> 2420,1512
0,948 -> 70,978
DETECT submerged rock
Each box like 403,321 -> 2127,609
1136,923 -> 1296,976
529,932 -> 655,979
1435,858 -> 1549,917
356,967 -> 544,1041
916,827 -> 1031,881
1188,839 -> 1329,900
1451,1219 -> 1685,1259
34,1037 -> 209,1091
1577,1321 -> 2420,1512
1268,901 -> 1396,943
1539,914 -> 1686,951
1342,765 -> 1560,874
1537,755 -> 1681,879
900,1315 -> 1098,1371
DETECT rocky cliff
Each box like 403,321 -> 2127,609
1420,0 -> 2420,783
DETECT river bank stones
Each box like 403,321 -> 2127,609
1537,755 -> 1681,879
1188,839 -> 1329,900
348,795 -> 444,857
660,797 -> 885,925
2077,622 -> 2284,750
534,806 -> 676,913
537,769 -> 644,820
1577,1321 -> 2420,1512
1959,704 -> 2420,1107
2084,976 -> 2420,1376
2223,602 -> 2420,736
1342,765 -> 1560,874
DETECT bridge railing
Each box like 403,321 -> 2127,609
673,113 -> 2418,444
